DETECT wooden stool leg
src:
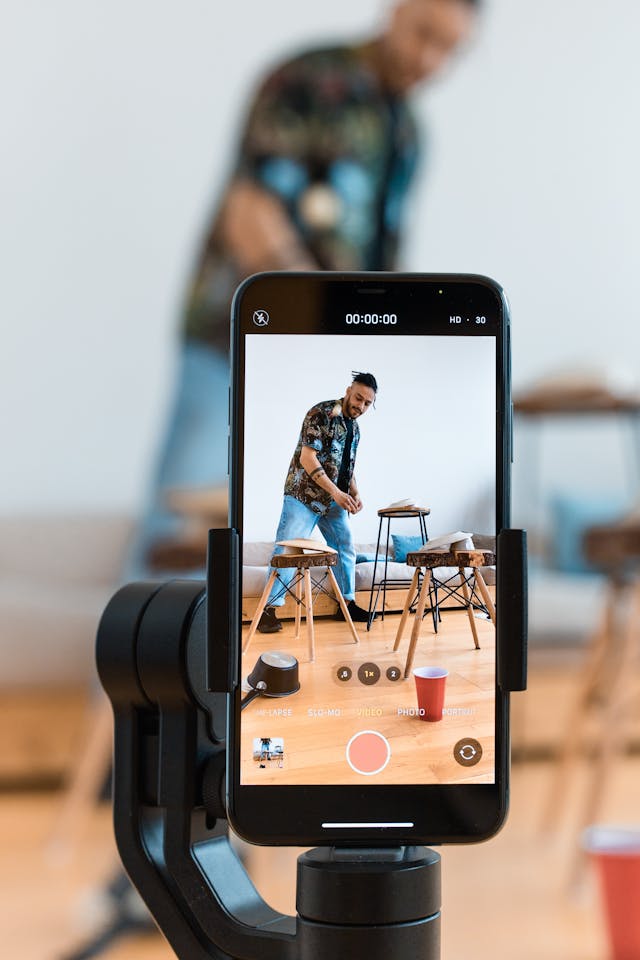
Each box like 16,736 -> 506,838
394,568 -> 420,651
294,572 -> 302,640
474,569 -> 496,625
404,570 -> 431,679
326,567 -> 359,644
568,580 -> 639,886
243,570 -> 278,652
460,568 -> 480,650
541,579 -> 617,832
304,567 -> 315,662
46,693 -> 113,863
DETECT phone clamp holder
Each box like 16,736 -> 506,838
95,529 -> 527,960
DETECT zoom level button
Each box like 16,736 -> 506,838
357,662 -> 380,686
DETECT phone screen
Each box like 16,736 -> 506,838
229,273 -> 510,843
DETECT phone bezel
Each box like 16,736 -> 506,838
228,272 -> 511,846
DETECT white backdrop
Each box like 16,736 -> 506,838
243,334 -> 496,543
2,0 -> 639,515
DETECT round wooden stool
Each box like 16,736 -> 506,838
394,548 -> 496,678
244,549 -> 359,661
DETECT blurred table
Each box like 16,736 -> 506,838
514,384 -> 640,552
147,486 -> 228,572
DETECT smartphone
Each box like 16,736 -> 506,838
227,272 -> 511,846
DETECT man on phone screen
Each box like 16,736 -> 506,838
258,372 -> 378,633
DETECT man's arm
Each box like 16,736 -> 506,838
348,474 -> 363,513
219,179 -> 317,273
299,445 -> 357,514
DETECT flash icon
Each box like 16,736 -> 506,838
253,309 -> 270,327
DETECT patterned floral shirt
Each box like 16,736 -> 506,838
183,43 -> 420,350
284,399 -> 360,515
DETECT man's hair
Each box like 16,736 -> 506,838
351,371 -> 378,394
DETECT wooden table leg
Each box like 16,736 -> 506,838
327,567 -> 359,644
294,572 -> 302,640
404,570 -> 432,679
460,568 -> 480,650
244,570 -> 278,651
474,569 -> 496,625
394,568 -> 420,651
304,567 -> 315,662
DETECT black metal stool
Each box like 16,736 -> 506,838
367,506 -> 430,628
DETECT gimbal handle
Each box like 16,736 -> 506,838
96,578 -> 442,960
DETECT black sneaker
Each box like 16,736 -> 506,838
257,606 -> 283,633
334,600 -> 372,623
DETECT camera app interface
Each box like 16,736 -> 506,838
239,306 -> 498,787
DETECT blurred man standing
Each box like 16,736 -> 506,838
134,0 -> 479,575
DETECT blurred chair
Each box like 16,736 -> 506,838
542,516 -> 640,879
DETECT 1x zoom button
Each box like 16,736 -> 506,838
357,662 -> 380,686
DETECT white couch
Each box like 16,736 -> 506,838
241,537 -> 496,621
0,514 -> 133,686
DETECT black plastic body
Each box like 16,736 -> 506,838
228,271 -> 516,846
96,579 -> 444,960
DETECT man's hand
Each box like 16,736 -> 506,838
334,490 -> 358,514
351,495 -> 363,514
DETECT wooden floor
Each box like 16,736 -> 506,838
241,604 -> 495,785
2,756 -> 636,959
3,647 -> 639,960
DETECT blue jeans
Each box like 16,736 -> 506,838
267,495 -> 356,606
122,340 -> 229,581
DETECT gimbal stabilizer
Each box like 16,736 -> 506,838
96,529 -> 526,960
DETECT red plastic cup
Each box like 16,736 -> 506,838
412,666 -> 448,722
584,826 -> 640,960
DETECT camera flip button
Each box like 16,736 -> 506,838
453,737 -> 483,767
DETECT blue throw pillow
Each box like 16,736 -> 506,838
356,552 -> 385,563
391,534 -> 424,563
550,494 -> 628,574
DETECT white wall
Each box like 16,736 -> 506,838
2,0 -> 639,516
244,334 -> 496,543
